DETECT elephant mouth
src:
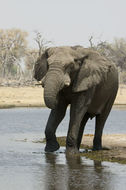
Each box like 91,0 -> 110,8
34,75 -> 41,81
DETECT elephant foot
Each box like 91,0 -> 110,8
93,146 -> 110,151
45,140 -> 60,152
66,147 -> 80,156
92,145 -> 102,151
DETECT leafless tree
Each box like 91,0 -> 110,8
34,31 -> 52,56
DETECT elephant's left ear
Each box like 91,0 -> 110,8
73,58 -> 104,92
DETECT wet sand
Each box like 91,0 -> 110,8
81,134 -> 126,163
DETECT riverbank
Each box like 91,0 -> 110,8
0,85 -> 126,108
55,135 -> 126,164
81,134 -> 126,164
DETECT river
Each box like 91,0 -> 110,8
0,107 -> 126,190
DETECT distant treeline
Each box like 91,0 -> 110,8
0,29 -> 126,86
92,38 -> 126,84
0,29 -> 50,86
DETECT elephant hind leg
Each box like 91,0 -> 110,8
93,93 -> 116,151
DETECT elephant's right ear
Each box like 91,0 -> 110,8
34,51 -> 48,81
73,57 -> 103,92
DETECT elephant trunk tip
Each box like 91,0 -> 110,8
44,96 -> 58,109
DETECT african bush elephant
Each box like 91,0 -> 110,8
34,46 -> 118,154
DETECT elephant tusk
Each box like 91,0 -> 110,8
35,82 -> 43,86
65,81 -> 70,87
64,73 -> 71,87
35,77 -> 46,87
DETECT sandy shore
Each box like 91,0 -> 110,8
82,134 -> 126,149
0,85 -> 126,108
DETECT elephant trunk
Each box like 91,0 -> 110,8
44,67 -> 64,109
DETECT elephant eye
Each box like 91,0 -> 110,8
64,63 -> 74,73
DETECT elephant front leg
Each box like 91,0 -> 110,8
77,113 -> 89,150
66,92 -> 91,155
45,100 -> 68,152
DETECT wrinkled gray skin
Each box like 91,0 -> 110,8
34,46 -> 118,155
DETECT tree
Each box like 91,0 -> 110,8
23,31 -> 52,82
34,31 -> 52,56
24,49 -> 38,80
0,28 -> 28,80
95,38 -> 126,84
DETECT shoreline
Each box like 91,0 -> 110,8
0,86 -> 126,109
81,134 -> 126,164
0,104 -> 126,109
54,135 -> 126,164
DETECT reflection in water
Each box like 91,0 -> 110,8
43,153 -> 112,190
44,153 -> 68,190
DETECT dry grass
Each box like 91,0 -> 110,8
0,86 -> 45,108
0,85 -> 126,108
114,85 -> 126,105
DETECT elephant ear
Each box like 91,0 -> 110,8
34,51 -> 48,81
73,55 -> 109,92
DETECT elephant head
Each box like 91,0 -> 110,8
34,46 -> 110,109
34,51 -> 48,81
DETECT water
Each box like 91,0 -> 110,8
0,107 -> 126,190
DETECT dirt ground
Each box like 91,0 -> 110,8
114,85 -> 126,105
0,86 -> 44,108
0,85 -> 126,108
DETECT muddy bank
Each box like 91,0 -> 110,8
81,134 -> 126,164
54,135 -> 126,164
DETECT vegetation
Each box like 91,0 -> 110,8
0,29 -> 126,86
0,29 -> 50,86
89,37 -> 126,84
